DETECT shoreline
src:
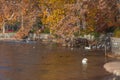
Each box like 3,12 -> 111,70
104,61 -> 120,76
107,53 -> 120,59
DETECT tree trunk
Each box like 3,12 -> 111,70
2,22 -> 5,34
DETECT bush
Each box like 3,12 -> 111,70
74,31 -> 80,37
43,27 -> 50,34
114,27 -> 120,38
91,32 -> 100,38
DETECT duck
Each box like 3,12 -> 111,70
82,58 -> 88,64
33,46 -> 35,49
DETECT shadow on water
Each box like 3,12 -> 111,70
0,41 -> 116,80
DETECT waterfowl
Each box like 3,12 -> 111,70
82,58 -> 88,64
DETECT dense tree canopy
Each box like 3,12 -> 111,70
38,0 -> 119,37
0,0 -> 119,39
0,0 -> 40,39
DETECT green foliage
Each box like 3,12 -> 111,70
43,27 -> 50,33
114,27 -> 120,38
91,32 -> 100,38
29,29 -> 36,33
74,31 -> 80,37
53,34 -> 60,38
6,21 -> 21,32
34,17 -> 43,28
32,17 -> 43,32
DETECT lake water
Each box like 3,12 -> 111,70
0,41 -> 114,80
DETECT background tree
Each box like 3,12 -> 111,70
0,0 -> 40,39
1,0 -> 119,39
15,0 -> 40,39
87,0 -> 119,33
0,0 -> 18,33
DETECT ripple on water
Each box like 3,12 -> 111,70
0,42 -> 115,80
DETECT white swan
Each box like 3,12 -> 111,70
82,58 -> 88,64
85,46 -> 91,50
33,46 -> 35,48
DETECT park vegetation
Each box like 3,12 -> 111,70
0,0 -> 120,39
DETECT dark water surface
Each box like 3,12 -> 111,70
0,41 -> 113,80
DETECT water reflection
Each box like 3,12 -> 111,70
82,64 -> 88,79
0,41 -> 115,80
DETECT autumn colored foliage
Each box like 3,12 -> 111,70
0,0 -> 119,39
39,0 -> 119,38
